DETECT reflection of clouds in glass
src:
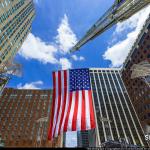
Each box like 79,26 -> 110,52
66,131 -> 77,147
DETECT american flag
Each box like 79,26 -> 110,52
48,68 -> 96,140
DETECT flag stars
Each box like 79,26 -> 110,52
69,69 -> 91,92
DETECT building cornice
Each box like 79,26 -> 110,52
121,14 -> 150,72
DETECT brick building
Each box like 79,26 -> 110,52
0,88 -> 63,147
122,14 -> 150,132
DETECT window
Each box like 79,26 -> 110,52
147,24 -> 150,29
146,35 -> 150,40
10,94 -> 17,99
147,45 -> 150,49
147,54 -> 150,58
40,94 -> 48,99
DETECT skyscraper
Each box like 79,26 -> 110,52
122,14 -> 150,133
0,88 -> 63,147
90,68 -> 148,147
0,0 -> 35,68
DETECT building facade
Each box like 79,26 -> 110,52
0,88 -> 63,147
122,14 -> 150,132
0,0 -> 35,67
90,68 -> 148,147
77,129 -> 96,147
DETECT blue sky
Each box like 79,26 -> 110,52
7,0 -> 150,147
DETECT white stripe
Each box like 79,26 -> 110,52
76,90 -> 82,131
67,91 -> 76,131
52,72 -> 59,138
54,71 -> 64,137
60,70 -> 69,133
85,90 -> 91,130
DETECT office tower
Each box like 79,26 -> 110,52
90,68 -> 148,147
122,14 -> 150,132
77,129 -> 96,147
0,88 -> 63,147
0,0 -> 35,67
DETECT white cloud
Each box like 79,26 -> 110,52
18,14 -> 79,69
59,58 -> 72,70
71,55 -> 78,61
17,81 -> 43,89
115,15 -> 139,34
71,55 -> 85,61
103,5 -> 150,67
19,33 -> 58,64
79,56 -> 85,61
55,14 -> 78,53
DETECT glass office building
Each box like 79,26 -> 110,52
90,68 -> 149,147
0,0 -> 35,67
77,129 -> 96,147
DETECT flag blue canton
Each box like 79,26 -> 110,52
69,69 -> 91,92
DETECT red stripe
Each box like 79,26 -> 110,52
72,91 -> 79,131
53,71 -> 62,137
48,72 -> 56,140
81,90 -> 86,130
58,70 -> 67,135
64,92 -> 73,132
88,90 -> 96,129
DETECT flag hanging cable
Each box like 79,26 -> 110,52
48,69 -> 96,140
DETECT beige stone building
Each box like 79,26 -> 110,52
0,0 -> 35,68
